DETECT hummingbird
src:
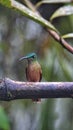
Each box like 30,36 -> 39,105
19,53 -> 42,101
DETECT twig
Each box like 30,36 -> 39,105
0,78 -> 73,101
48,30 -> 73,54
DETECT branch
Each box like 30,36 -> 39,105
48,30 -> 73,54
0,78 -> 73,101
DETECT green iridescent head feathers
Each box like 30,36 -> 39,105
19,53 -> 37,61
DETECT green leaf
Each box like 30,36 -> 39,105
36,0 -> 71,8
0,0 -> 57,32
50,5 -> 73,21
0,0 -> 11,8
62,33 -> 73,39
0,106 -> 10,130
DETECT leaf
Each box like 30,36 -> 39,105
0,0 -> 11,7
50,5 -> 73,21
62,33 -> 73,39
0,106 -> 10,130
0,0 -> 58,32
36,0 -> 71,8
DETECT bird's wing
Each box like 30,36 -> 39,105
26,67 -> 29,81
39,69 -> 42,82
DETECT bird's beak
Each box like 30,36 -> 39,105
19,55 -> 30,61
19,56 -> 28,61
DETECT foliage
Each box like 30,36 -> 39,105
0,106 -> 10,130
0,0 -> 11,7
0,0 -> 73,40
0,0 -> 57,32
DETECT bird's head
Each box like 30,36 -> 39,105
19,53 -> 37,62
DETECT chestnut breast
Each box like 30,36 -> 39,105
26,61 -> 42,82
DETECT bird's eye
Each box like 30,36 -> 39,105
32,55 -> 35,58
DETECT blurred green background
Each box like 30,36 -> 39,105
0,1 -> 73,130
